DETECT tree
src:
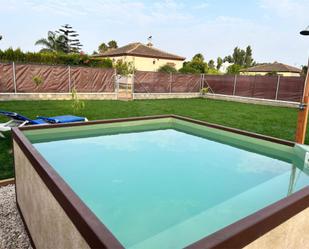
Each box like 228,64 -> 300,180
114,59 -> 135,76
223,45 -> 255,68
226,64 -> 243,74
232,47 -> 246,66
179,53 -> 208,74
192,53 -> 204,63
35,31 -> 66,53
98,40 -> 118,53
244,46 -> 254,68
108,40 -> 118,49
98,43 -> 108,53
55,24 -> 83,53
207,68 -> 221,75
223,55 -> 233,63
158,64 -> 177,73
179,63 -> 201,74
216,57 -> 223,70
208,59 -> 215,69
301,65 -> 308,76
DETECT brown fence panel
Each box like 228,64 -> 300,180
0,63 -> 14,93
15,64 -> 69,93
277,76 -> 305,102
205,75 -> 234,95
91,68 -> 115,92
171,73 -> 201,92
71,67 -> 114,92
252,76 -> 278,99
234,76 -> 255,97
134,71 -> 170,93
71,67 -> 92,92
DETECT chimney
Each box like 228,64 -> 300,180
147,36 -> 153,47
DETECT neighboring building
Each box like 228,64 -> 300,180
220,61 -> 232,74
240,62 -> 302,77
93,42 -> 185,72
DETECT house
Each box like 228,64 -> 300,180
240,62 -> 302,77
93,42 -> 185,72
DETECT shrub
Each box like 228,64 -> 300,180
32,75 -> 44,87
200,87 -> 209,95
158,64 -> 177,73
265,71 -> 278,76
114,59 -> 135,76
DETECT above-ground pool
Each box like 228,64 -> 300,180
13,115 -> 309,249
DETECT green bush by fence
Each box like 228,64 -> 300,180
0,48 -> 113,68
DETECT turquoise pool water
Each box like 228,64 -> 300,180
32,128 -> 309,249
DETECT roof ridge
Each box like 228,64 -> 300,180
127,43 -> 142,53
140,43 -> 184,58
92,41 -> 185,60
240,62 -> 301,73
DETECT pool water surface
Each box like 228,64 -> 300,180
32,128 -> 309,249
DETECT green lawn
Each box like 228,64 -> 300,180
0,98 -> 306,180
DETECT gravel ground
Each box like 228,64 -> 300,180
0,184 -> 32,249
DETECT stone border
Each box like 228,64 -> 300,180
0,178 -> 15,187
0,93 -> 117,101
204,93 -> 299,108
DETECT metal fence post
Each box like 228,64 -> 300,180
132,72 -> 135,99
275,75 -> 280,100
233,74 -> 237,96
169,72 -> 172,93
12,62 -> 17,93
68,66 -> 71,92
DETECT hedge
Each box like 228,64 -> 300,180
0,48 -> 113,68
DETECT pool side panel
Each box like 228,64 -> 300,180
185,186 -> 309,249
244,207 -> 309,249
13,140 -> 91,249
23,118 -> 174,143
13,128 -> 124,249
171,114 -> 294,147
172,118 -> 294,163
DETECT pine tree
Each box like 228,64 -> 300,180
56,24 -> 83,53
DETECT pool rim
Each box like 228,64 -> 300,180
12,114 -> 309,249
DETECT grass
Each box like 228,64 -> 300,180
0,98 -> 306,180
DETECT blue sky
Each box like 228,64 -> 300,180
1,0 -> 308,66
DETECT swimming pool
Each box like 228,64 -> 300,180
12,115 -> 309,249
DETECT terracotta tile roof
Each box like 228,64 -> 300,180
240,62 -> 301,73
93,42 -> 185,61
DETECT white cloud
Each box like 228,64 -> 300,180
259,0 -> 309,22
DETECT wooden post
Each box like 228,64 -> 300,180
295,60 -> 309,144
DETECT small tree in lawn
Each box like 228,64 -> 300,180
71,88 -> 85,114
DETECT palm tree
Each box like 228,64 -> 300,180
35,31 -> 66,53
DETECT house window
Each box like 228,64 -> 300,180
153,59 -> 156,65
